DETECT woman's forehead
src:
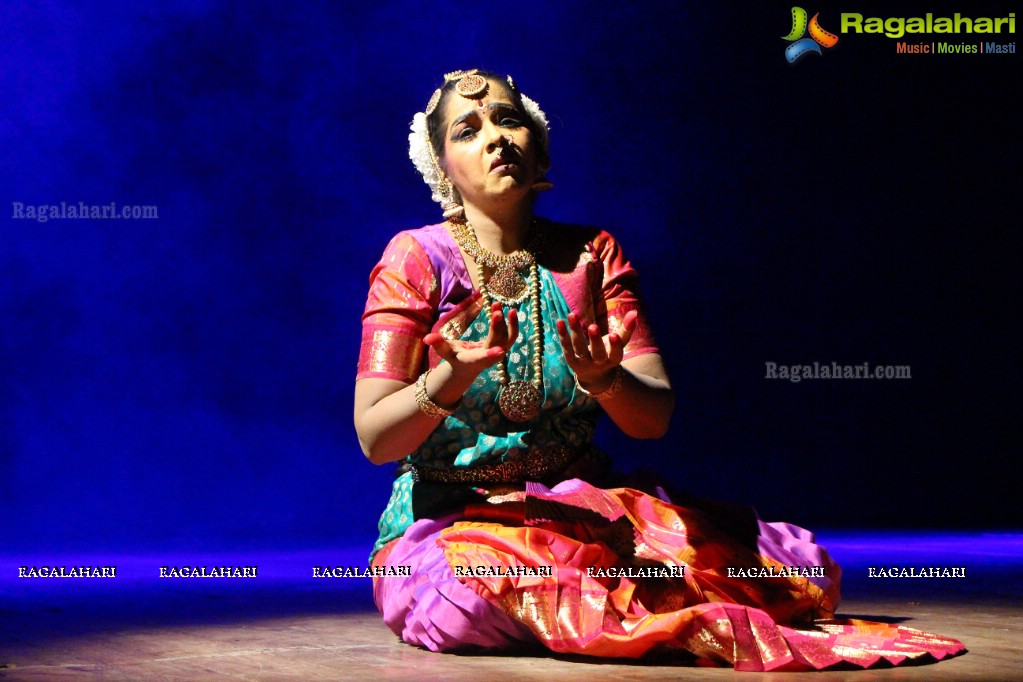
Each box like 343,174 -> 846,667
440,80 -> 516,127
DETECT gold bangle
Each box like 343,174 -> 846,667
414,369 -> 456,419
575,365 -> 626,401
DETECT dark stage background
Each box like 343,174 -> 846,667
1,1 -> 1018,554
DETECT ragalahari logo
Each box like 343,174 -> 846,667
782,7 -> 839,63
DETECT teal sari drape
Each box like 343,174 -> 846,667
373,266 -> 601,556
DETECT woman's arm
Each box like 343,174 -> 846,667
355,304 -> 518,464
591,353 -> 673,439
557,310 -> 674,439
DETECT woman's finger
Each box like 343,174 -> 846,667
606,332 -> 625,366
505,307 -> 519,347
555,319 -> 580,369
464,344 -> 505,364
616,310 -> 639,348
486,305 -> 507,349
588,324 -> 608,363
568,313 -> 591,360
423,332 -> 455,360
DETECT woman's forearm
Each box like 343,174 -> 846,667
354,363 -> 475,464
578,354 -> 674,439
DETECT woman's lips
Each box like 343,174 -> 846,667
490,156 -> 519,173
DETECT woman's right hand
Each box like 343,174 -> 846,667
356,302 -> 520,463
423,302 -> 518,381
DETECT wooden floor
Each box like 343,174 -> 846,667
1,534 -> 1020,681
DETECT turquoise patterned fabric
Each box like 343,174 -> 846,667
372,265 -> 600,556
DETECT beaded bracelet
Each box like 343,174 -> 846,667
575,365 -> 626,401
414,369 -> 456,419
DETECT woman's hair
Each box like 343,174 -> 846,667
425,71 -> 551,172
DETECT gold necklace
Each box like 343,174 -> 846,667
449,220 -> 538,304
450,218 -> 543,422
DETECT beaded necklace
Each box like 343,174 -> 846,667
449,218 -> 543,422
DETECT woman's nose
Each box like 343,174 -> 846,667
484,125 -> 510,152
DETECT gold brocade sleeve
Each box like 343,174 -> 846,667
591,230 -> 659,360
356,232 -> 437,383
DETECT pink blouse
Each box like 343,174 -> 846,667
357,221 -> 659,383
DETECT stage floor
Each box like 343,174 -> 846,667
1,532 -> 1020,680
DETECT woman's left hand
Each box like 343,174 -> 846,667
556,309 -> 638,392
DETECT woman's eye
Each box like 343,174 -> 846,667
500,117 -> 522,127
455,127 -> 477,140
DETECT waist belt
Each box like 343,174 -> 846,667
409,444 -> 579,484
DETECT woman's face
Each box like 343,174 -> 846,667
439,80 -> 540,209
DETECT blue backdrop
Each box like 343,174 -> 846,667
2,1 -> 1018,554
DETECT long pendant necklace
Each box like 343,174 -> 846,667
449,218 -> 543,422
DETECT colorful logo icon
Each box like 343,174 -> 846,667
782,7 -> 839,63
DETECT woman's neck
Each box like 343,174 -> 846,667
461,201 -> 534,255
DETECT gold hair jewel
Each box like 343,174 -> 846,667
443,69 -> 488,98
443,69 -> 476,82
455,73 -> 488,99
424,88 -> 442,116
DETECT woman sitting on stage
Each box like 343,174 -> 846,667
353,68 -> 964,671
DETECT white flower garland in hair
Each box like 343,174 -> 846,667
408,84 -> 552,207
408,112 -> 446,205
520,93 -> 550,171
